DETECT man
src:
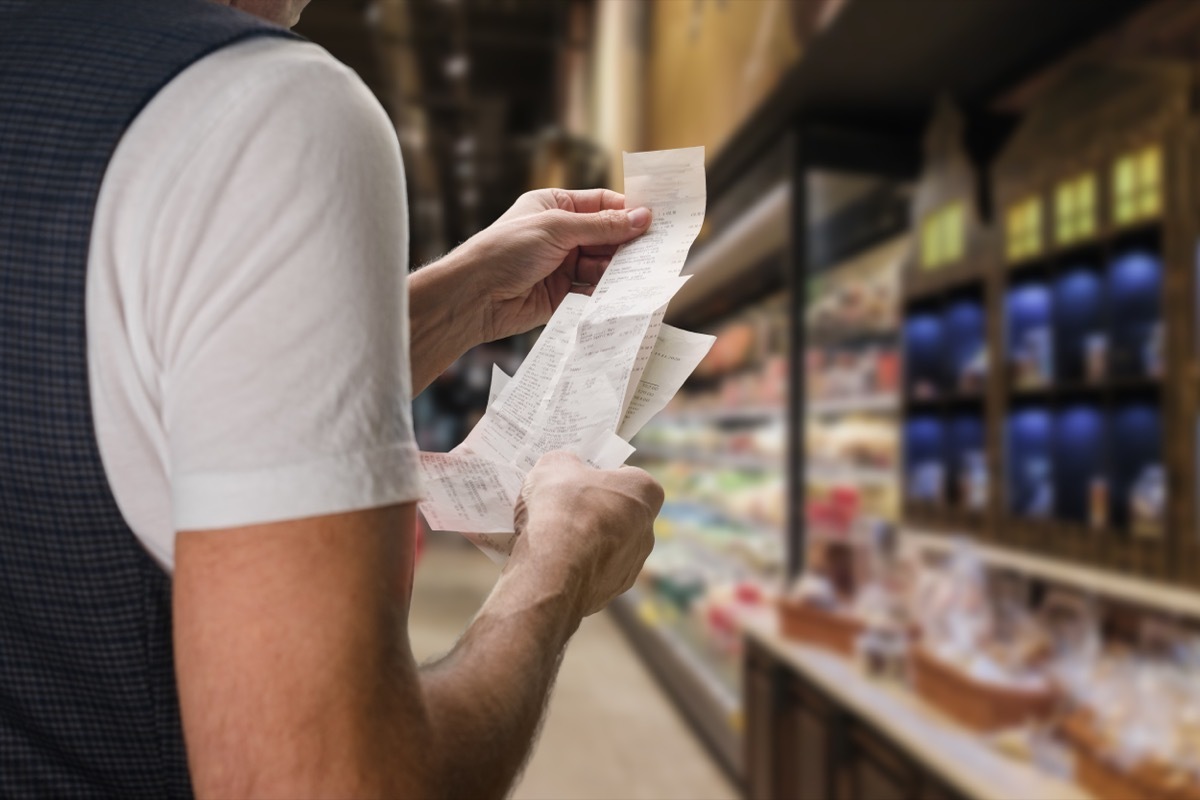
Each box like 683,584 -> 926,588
0,0 -> 663,796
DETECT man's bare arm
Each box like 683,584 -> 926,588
174,453 -> 660,799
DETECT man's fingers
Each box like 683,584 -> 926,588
574,254 -> 610,285
542,207 -> 652,249
530,450 -> 585,475
554,188 -> 626,214
613,466 -> 665,512
578,243 -> 619,258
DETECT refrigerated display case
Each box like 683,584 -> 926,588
805,235 -> 907,530
621,290 -> 789,777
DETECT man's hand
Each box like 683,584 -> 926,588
458,188 -> 652,343
408,187 -> 652,394
509,451 -> 663,618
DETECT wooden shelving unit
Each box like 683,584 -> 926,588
892,55 -> 1200,588
986,59 -> 1200,585
898,100 -> 997,537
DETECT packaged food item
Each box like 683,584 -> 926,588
1014,326 -> 1054,389
1130,464 -> 1166,539
1058,617 -> 1200,800
1018,456 -> 1054,518
914,544 -> 1053,684
908,460 -> 945,505
959,346 -> 989,394
784,519 -> 911,662
1089,477 -> 1108,530
1144,321 -> 1164,378
960,451 -> 988,512
852,523 -> 914,680
1084,333 -> 1108,382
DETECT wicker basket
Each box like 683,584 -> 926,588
777,600 -> 864,656
910,647 -> 1056,731
1061,712 -> 1200,800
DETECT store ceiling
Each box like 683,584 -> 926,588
709,0 -> 1148,199
296,0 -> 1153,258
400,0 -> 567,244
296,0 -> 569,261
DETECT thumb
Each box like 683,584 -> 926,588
542,206 -> 652,248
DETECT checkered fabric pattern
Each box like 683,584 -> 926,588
0,1 -> 297,795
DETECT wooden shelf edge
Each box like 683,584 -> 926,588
655,406 -> 785,426
809,394 -> 900,416
739,609 -> 1090,800
901,528 -> 1200,619
632,447 -> 783,472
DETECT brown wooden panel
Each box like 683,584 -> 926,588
744,644 -> 776,800
849,724 -> 923,800
777,689 -> 830,800
917,777 -> 968,800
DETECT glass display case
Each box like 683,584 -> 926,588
806,235 -> 907,530
619,290 -> 788,775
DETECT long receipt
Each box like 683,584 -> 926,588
418,147 -> 715,563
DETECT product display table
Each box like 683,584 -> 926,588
740,609 -> 1090,800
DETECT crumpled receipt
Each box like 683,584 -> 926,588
417,147 -> 715,563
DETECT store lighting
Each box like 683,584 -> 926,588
443,53 -> 469,80
399,126 -> 425,152
460,187 -> 479,207
416,199 -> 441,221
363,0 -> 381,27
455,136 -> 475,157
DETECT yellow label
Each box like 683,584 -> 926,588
920,201 -> 965,271
1006,196 -> 1042,262
1113,144 -> 1163,225
1055,172 -> 1096,245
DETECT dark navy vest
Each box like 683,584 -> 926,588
0,1 -> 297,795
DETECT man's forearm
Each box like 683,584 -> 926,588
408,253 -> 485,394
415,558 -> 580,799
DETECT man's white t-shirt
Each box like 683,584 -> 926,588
86,37 -> 423,571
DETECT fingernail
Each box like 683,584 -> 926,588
627,207 -> 651,229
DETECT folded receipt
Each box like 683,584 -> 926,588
417,147 -> 715,562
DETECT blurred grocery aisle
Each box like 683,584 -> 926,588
409,537 -> 737,800
298,1 -> 1200,798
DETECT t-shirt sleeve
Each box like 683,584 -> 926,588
145,45 -> 422,530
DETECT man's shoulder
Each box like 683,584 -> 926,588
179,36 -> 364,108
126,34 -> 392,178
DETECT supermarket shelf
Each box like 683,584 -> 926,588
634,447 -> 783,472
901,528 -> 1200,620
806,465 -> 896,487
662,503 -> 782,546
670,182 -> 790,322
665,500 -> 783,539
739,609 -> 1089,800
646,541 -> 785,586
657,406 -> 785,426
808,394 -> 899,416
609,588 -> 744,783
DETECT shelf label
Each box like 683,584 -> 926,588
920,201 -> 965,271
1055,172 -> 1097,246
1006,195 -> 1043,263
1113,144 -> 1163,225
